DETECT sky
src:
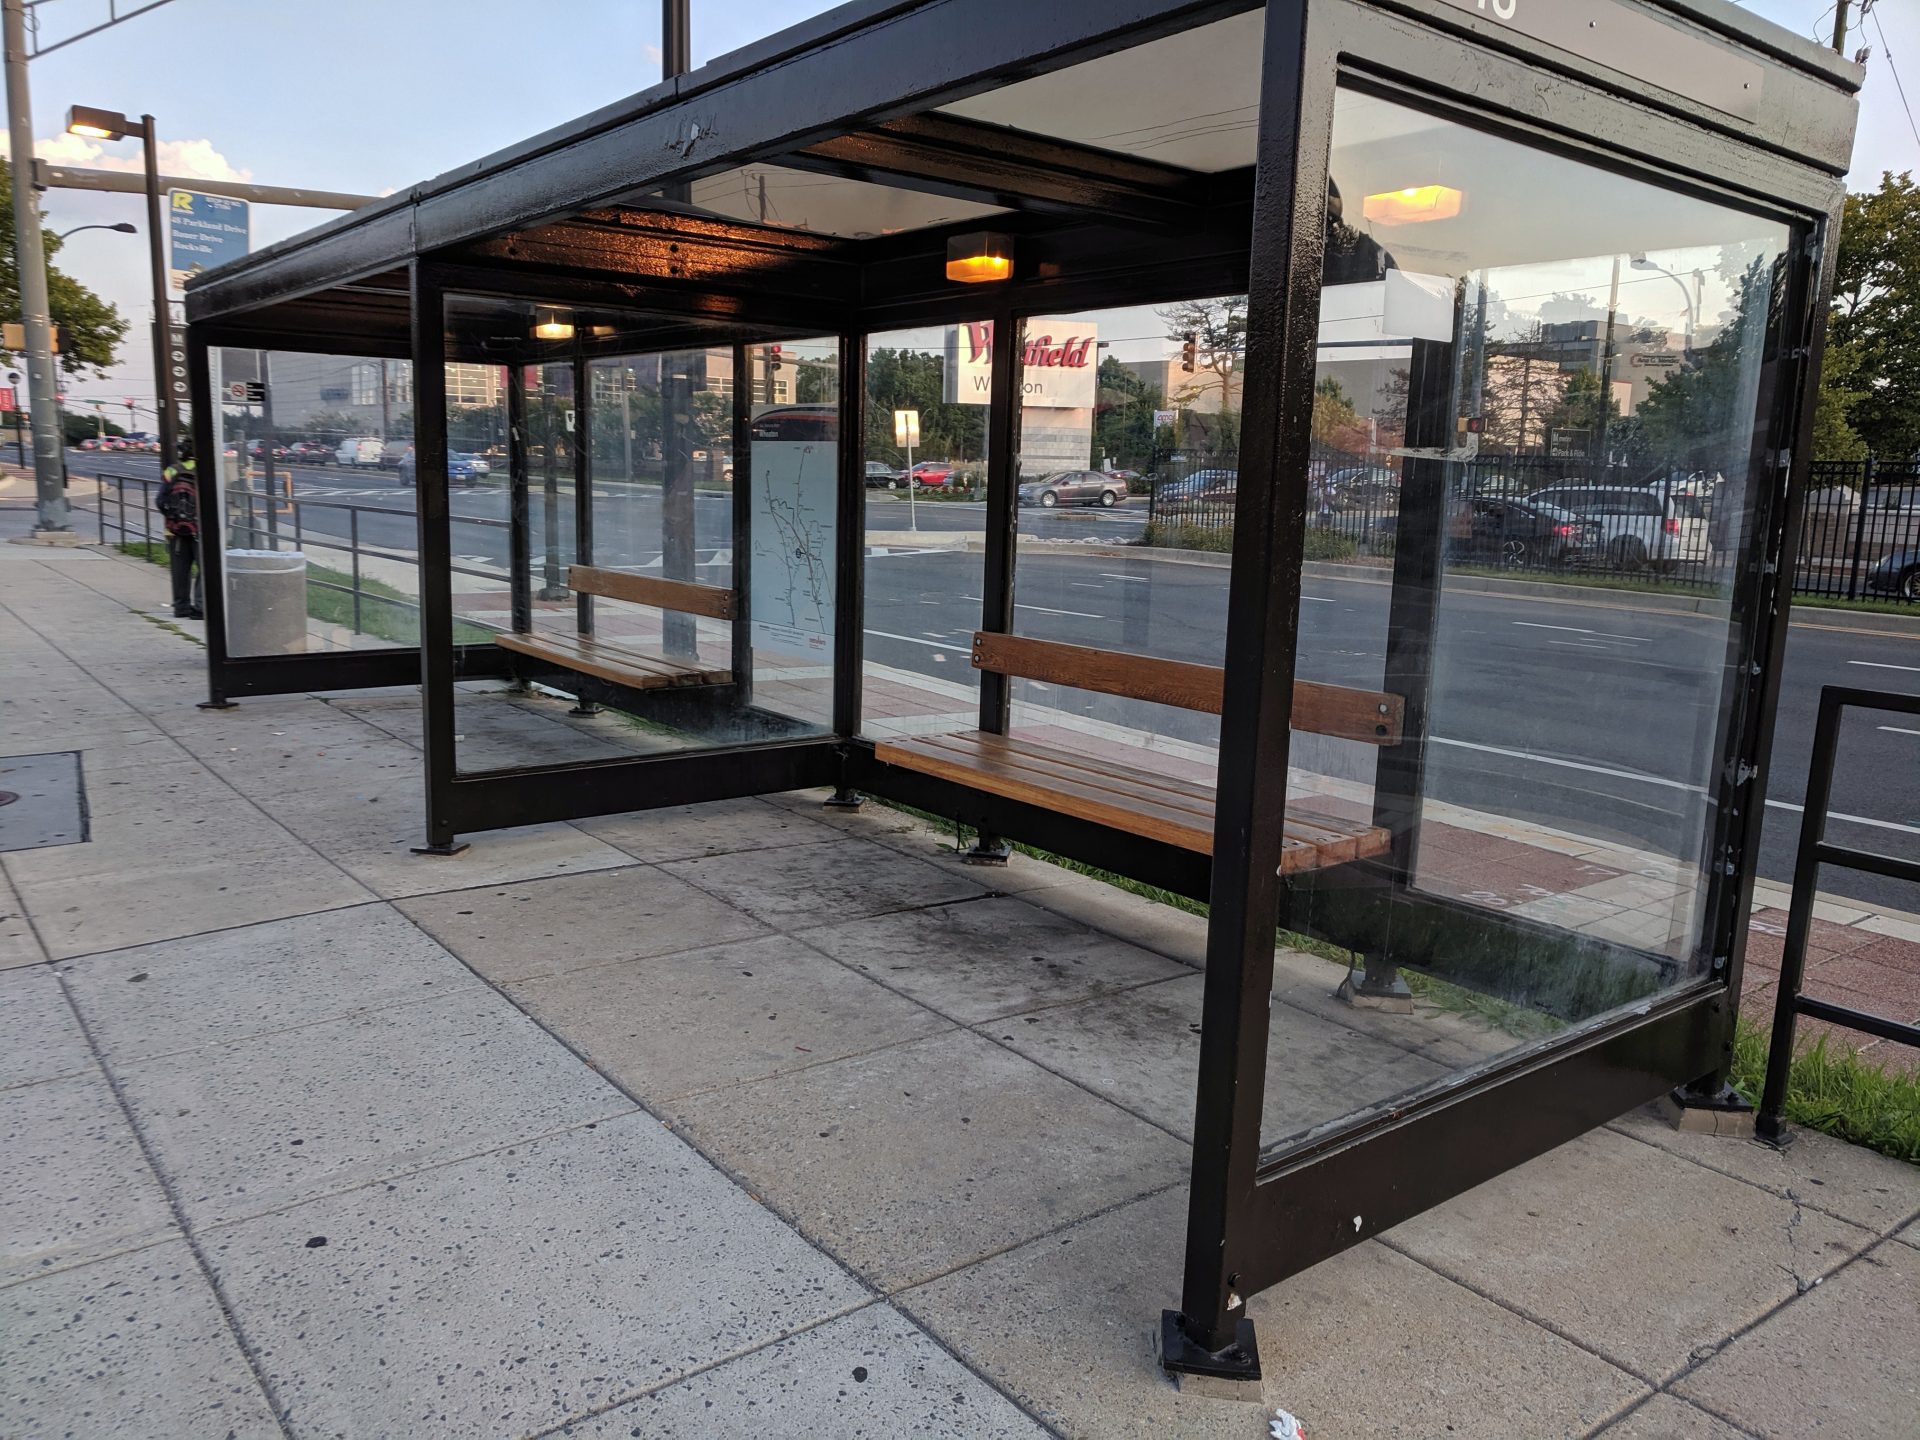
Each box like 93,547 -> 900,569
10,0 -> 1918,414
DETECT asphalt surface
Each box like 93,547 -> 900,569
77,454 -> 1920,908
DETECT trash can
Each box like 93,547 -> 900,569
224,549 -> 308,654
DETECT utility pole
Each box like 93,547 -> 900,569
1833,1 -> 1851,55
4,0 -> 74,539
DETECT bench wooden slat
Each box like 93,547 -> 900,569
568,565 -> 738,620
969,631 -> 1402,745
875,732 -> 1390,875
497,630 -> 731,690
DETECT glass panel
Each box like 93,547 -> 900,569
438,295 -> 833,776
861,325 -> 989,738
211,347 -> 421,656
939,10 -> 1263,171
630,164 -> 1008,239
1259,89 -> 1790,1160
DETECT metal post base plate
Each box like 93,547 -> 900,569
822,789 -> 865,811
961,836 -> 1012,867
1337,965 -> 1414,1014
1660,1083 -> 1755,1140
1158,1311 -> 1262,1400
195,698 -> 239,711
409,841 -> 471,857
569,702 -> 603,717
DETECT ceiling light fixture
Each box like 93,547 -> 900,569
1361,184 -> 1463,225
945,230 -> 1013,284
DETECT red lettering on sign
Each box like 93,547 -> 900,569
964,322 -> 1093,369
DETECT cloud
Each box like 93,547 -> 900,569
14,131 -> 252,183
644,42 -> 662,65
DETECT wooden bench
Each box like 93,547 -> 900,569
493,566 -> 735,691
875,632 -> 1404,875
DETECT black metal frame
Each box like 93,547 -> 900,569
180,0 -> 1856,1384
1756,686 -> 1920,1143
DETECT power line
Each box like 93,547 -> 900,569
1870,8 -> 1920,154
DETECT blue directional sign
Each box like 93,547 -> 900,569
167,189 -> 250,295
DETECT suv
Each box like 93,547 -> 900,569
336,436 -> 385,467
1525,484 -> 1708,570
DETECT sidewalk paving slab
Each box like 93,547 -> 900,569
398,865 -> 773,985
575,793 -> 847,863
1,1069 -> 177,1285
0,1240 -> 281,1439
0,965 -> 90,1089
101,983 -> 638,1229
1593,1394 -> 1754,1438
1385,1126 -> 1874,1384
57,903 -> 484,1064
796,893 -> 1193,1023
666,1027 -> 1191,1291
660,836 -> 991,932
1607,1102 -> 1920,1235
1673,1239 -> 1920,1436
203,1111 -> 871,1440
557,1304 -> 1051,1439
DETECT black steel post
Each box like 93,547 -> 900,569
828,333 -> 866,805
569,351 -> 599,716
507,364 -> 532,634
539,371 -> 567,601
661,356 -> 698,656
409,264 -> 465,855
140,115 -> 178,469
1756,690 -> 1842,1142
1845,454 -> 1873,600
965,307 -> 1022,864
188,329 -> 235,709
350,507 -> 363,635
729,341 -> 754,710
1168,0 -> 1323,1378
260,353 -> 279,549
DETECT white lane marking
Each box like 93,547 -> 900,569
1016,602 -> 1102,618
1549,640 -> 1615,650
1849,660 -> 1920,673
1302,596 -> 1335,604
1879,726 -> 1920,738
1433,735 -> 1920,837
1070,582 -> 1106,590
1099,573 -> 1150,583
1515,621 -> 1651,643
864,629 -> 971,653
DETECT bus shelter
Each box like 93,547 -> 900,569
183,0 -> 1858,1383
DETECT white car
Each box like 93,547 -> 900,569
335,436 -> 385,467
1525,484 -> 1709,570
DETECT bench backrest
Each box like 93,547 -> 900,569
970,631 -> 1403,745
568,565 -> 737,620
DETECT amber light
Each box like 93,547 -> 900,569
532,309 -> 575,341
945,230 -> 1013,284
1361,184 -> 1463,225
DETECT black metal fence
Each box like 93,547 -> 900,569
1143,448 -> 1919,604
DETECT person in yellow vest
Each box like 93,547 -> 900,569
155,439 -> 204,618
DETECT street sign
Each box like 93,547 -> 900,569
224,380 -> 265,404
0,388 -> 14,413
168,189 -> 250,297
893,409 -> 920,448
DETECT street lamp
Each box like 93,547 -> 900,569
1629,254 -> 1703,359
65,104 -> 176,466
52,221 -> 137,241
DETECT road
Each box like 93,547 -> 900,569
80,453 -> 1920,908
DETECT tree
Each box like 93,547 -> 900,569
1809,337 -> 1868,464
0,161 -> 130,376
1480,323 -> 1567,454
1829,171 -> 1920,457
1544,367 -> 1618,453
1634,253 -> 1783,474
1157,294 -> 1245,415
1092,354 -> 1161,470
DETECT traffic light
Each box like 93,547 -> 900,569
1180,332 -> 1197,373
769,344 -> 784,371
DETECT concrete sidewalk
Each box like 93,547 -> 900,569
2,523 -> 1917,1438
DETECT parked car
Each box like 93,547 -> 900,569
906,459 -> 956,488
376,439 -> 412,470
288,441 -> 335,464
336,436 -> 386,467
1324,465 -> 1399,509
1525,483 -> 1708,570
1456,497 -> 1601,569
1864,546 -> 1920,602
396,449 -> 483,487
1155,468 -> 1238,518
1019,470 -> 1126,508
864,460 -> 903,489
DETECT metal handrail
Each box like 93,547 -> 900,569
1756,685 -> 1920,1144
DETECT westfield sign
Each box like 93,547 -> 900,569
946,315 -> 1100,409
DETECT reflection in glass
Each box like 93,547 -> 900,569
1257,88 -> 1789,1160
